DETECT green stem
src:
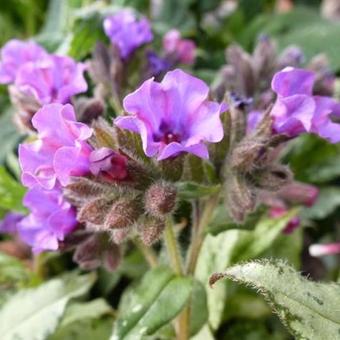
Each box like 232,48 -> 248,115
134,239 -> 158,268
186,194 -> 219,275
164,217 -> 183,275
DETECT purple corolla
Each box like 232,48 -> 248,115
115,69 -> 224,160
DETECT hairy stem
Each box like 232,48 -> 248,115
186,194 -> 219,275
133,239 -> 158,268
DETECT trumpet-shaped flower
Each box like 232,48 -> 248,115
18,186 -> 77,252
115,69 -> 224,160
103,10 -> 153,59
0,39 -> 48,84
14,55 -> 88,105
19,103 -> 92,189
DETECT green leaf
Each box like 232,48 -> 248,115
176,182 -> 220,200
49,299 -> 113,340
58,299 -> 113,328
0,166 -> 26,212
210,260 -> 340,340
195,209 -> 297,329
112,266 -> 192,339
0,272 -> 96,340
189,280 -> 208,336
191,325 -> 215,340
49,318 -> 113,340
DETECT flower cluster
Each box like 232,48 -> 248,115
0,39 -> 88,130
18,104 -> 93,251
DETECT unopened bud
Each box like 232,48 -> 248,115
74,97 -> 104,124
139,217 -> 165,246
254,164 -> 292,191
64,177 -> 114,206
105,198 -> 142,229
211,65 -> 236,101
160,154 -> 184,181
77,197 -> 112,225
278,45 -> 304,69
226,174 -> 257,222
92,117 -> 117,149
73,234 -> 102,270
278,181 -> 319,207
145,181 -> 177,218
111,228 -> 130,244
226,45 -> 255,97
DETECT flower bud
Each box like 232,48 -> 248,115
105,198 -> 142,229
92,117 -> 117,149
138,217 -> 165,246
73,233 -> 121,271
254,164 -> 292,191
278,181 -> 319,207
226,45 -> 255,97
278,45 -> 304,69
111,228 -> 130,244
159,154 -> 184,181
89,148 -> 128,182
226,174 -> 257,222
211,65 -> 236,102
144,181 -> 177,218
309,242 -> 340,257
269,206 -> 300,234
77,197 -> 112,225
74,97 -> 105,124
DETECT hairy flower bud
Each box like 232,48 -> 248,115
105,197 -> 142,229
159,154 -> 184,181
144,181 -> 177,218
74,97 -> 104,124
226,174 -> 257,222
111,228 -> 130,244
226,45 -> 255,97
138,217 -> 165,246
77,197 -> 112,225
73,233 -> 121,271
278,181 -> 319,206
254,164 -> 293,191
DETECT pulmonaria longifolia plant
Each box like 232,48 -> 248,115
1,6 -> 340,340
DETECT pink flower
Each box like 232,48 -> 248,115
19,103 -> 93,189
163,30 -> 196,65
269,206 -> 300,234
115,69 -> 224,160
309,243 -> 340,257
14,55 -> 88,105
0,39 -> 48,84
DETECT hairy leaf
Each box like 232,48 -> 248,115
210,260 -> 340,340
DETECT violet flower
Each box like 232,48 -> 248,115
14,55 -> 88,105
17,186 -> 77,252
115,69 -> 224,160
89,147 -> 128,181
163,29 -> 196,65
0,39 -> 48,84
271,67 -> 340,142
103,9 -> 153,59
0,212 -> 24,234
145,51 -> 171,78
19,103 -> 93,189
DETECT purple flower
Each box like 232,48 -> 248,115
14,55 -> 88,105
0,39 -> 48,84
103,9 -> 153,59
89,147 -> 128,181
0,212 -> 24,234
19,103 -> 93,189
163,30 -> 196,65
17,186 -> 77,252
271,67 -> 340,142
115,69 -> 224,160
